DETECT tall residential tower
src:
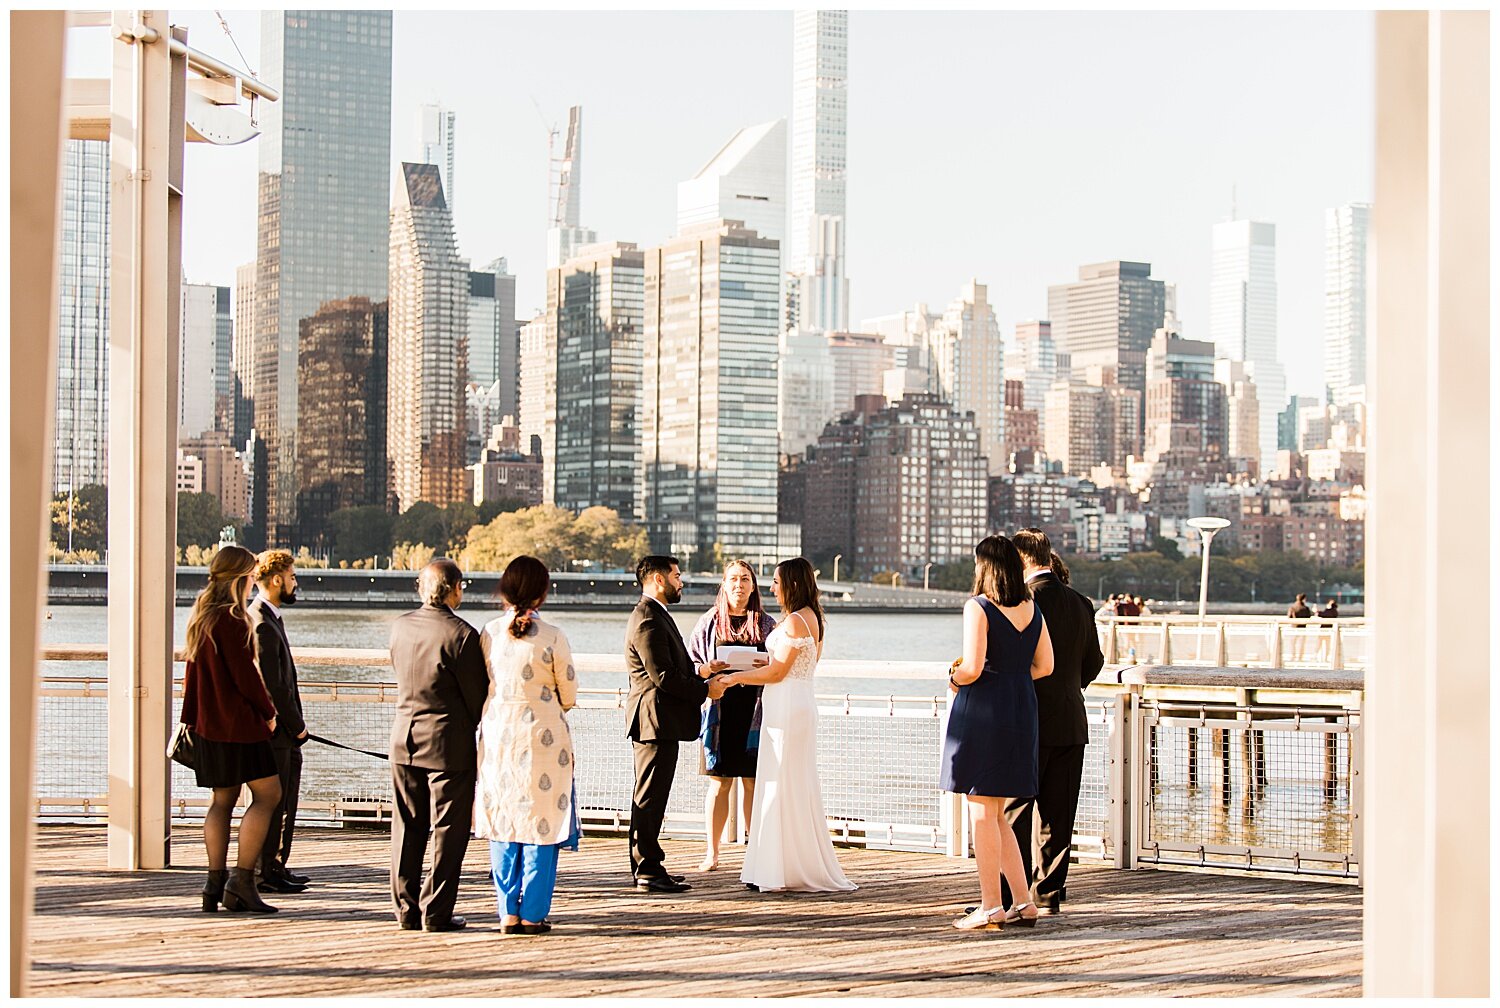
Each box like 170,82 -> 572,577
1324,203 -> 1370,407
788,10 -> 850,333
1210,219 -> 1285,469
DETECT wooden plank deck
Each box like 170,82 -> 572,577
28,825 -> 1362,997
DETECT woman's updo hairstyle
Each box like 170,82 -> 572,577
500,554 -> 551,639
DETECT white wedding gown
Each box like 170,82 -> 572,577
740,621 -> 856,893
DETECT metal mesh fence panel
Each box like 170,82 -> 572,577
1073,698 -> 1114,856
1140,700 -> 1357,876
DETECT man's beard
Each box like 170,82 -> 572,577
280,587 -> 298,606
663,583 -> 682,605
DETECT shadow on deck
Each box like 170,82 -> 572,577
28,825 -> 1361,997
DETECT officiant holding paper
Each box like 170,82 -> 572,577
687,560 -> 777,871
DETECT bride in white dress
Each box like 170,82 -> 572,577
717,557 -> 855,893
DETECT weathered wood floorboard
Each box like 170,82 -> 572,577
28,825 -> 1361,997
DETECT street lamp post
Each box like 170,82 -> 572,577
832,553 -> 842,584
1187,516 -> 1231,661
923,561 -> 934,591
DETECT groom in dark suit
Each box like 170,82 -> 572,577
1005,528 -> 1106,915
624,555 -> 727,892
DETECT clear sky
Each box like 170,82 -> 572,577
70,10 -> 1372,400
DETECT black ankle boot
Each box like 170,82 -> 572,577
223,867 -> 278,913
201,869 -> 228,912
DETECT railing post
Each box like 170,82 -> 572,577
1106,620 -> 1119,665
1160,619 -> 1172,665
1331,623 -> 1344,670
1109,691 -> 1132,868
1272,621 -> 1284,668
1216,623 -> 1229,666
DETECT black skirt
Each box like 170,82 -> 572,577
191,732 -> 278,789
701,684 -> 762,779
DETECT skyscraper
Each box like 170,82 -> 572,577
295,296 -> 388,545
1044,367 -> 1142,478
1210,219 -> 1285,470
1046,261 -> 1166,404
53,139 -> 110,495
418,102 -> 457,213
516,311 -> 548,454
179,282 -> 232,441
1324,203 -> 1370,407
467,258 -> 517,401
1143,330 -> 1227,466
232,261 -> 256,446
677,119 -> 787,243
1005,321 -> 1060,425
388,162 -> 469,512
928,281 -> 1007,475
778,328 -> 835,457
546,241 -> 645,515
788,9 -> 849,333
826,330 -> 894,418
642,221 -> 781,562
255,10 -> 393,545
1214,357 -> 1261,468
546,106 -> 597,269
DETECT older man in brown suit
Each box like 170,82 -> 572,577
388,558 -> 488,932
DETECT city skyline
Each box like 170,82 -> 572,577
64,10 -> 1373,402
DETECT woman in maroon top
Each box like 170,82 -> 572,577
181,545 -> 283,914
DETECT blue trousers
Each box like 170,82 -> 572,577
489,840 -> 559,923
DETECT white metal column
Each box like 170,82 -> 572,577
10,11 -> 69,994
106,9 -> 186,870
1367,10 -> 1489,996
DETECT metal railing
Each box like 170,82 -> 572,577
36,647 -> 1362,882
1098,616 -> 1367,671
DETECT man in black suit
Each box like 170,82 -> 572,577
1005,528 -> 1106,915
250,549 -> 310,894
624,555 -> 727,892
387,558 -> 489,932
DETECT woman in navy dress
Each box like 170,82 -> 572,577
940,535 -> 1054,931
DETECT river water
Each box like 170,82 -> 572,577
42,604 -> 960,696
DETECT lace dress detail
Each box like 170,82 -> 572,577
770,624 -> 819,681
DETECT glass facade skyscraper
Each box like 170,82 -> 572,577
1210,220 -> 1285,470
255,9 -> 393,545
546,242 -> 645,516
53,139 -> 111,495
388,162 -> 469,512
642,222 -> 781,563
1324,203 -> 1370,407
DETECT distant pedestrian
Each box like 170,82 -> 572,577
1318,599 -> 1340,621
1314,599 -> 1341,662
474,555 -> 580,936
1137,597 -> 1153,617
250,549 -> 310,896
388,558 -> 489,932
180,544 -> 283,915
1287,593 -> 1313,662
1115,595 -> 1140,618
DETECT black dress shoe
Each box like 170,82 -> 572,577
636,876 -> 692,893
398,916 -> 421,931
424,915 -> 467,932
257,873 -> 308,894
281,867 -> 311,885
745,883 -> 760,891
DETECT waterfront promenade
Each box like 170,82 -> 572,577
29,825 -> 1361,997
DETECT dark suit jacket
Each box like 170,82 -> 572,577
1027,572 -> 1106,747
250,597 -> 306,749
624,597 -> 709,743
388,603 -> 489,772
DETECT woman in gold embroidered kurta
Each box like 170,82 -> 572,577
474,556 -> 578,935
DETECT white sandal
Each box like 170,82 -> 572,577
1005,902 -> 1039,928
953,905 -> 1005,930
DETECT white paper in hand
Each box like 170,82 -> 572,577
716,645 -> 765,671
